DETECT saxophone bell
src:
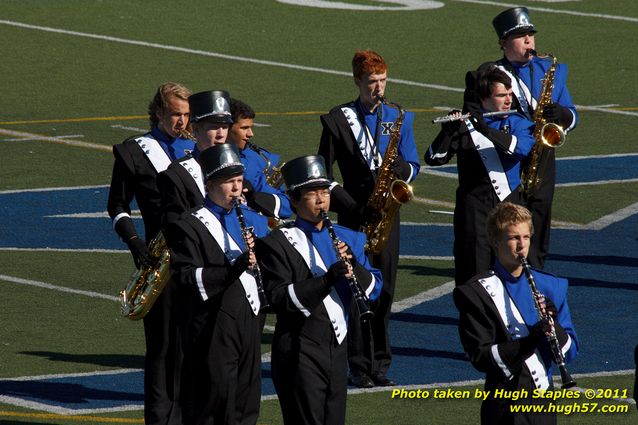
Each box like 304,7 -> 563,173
119,232 -> 171,320
540,122 -> 566,148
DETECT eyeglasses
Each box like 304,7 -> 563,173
302,188 -> 331,200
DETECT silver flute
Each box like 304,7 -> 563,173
431,110 -> 513,124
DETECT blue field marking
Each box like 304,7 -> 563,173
0,370 -> 144,413
0,186 -> 136,250
423,154 -> 638,185
0,181 -> 636,413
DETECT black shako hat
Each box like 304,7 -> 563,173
189,90 -> 233,124
281,155 -> 331,193
492,7 -> 537,39
199,144 -> 245,181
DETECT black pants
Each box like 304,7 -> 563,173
453,190 -> 524,286
524,149 -> 556,269
347,213 -> 399,377
143,280 -> 181,425
180,293 -> 261,425
272,329 -> 348,425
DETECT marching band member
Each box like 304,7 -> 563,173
167,143 -> 269,425
256,155 -> 382,425
490,7 -> 578,268
424,65 -> 535,286
228,98 -> 292,220
158,90 -> 233,232
107,82 -> 193,425
318,49 -> 420,388
454,202 -> 578,425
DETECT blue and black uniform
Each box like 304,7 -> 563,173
319,98 -> 420,384
239,145 -> 292,219
496,56 -> 578,268
454,261 -> 579,425
169,199 -> 269,425
425,111 -> 535,286
256,217 -> 382,425
107,127 -> 194,425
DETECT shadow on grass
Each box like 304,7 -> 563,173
398,264 -> 454,278
390,312 -> 458,326
550,253 -> 638,268
18,352 -> 143,369
391,346 -> 467,361
0,380 -> 143,404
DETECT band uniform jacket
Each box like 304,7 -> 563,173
494,56 -> 578,268
424,113 -> 535,285
108,135 -> 168,241
168,203 -> 269,425
157,153 -> 206,235
256,220 -> 382,425
318,101 -> 420,229
453,263 -> 579,425
107,129 -> 194,425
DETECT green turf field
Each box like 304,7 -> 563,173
1,0 -> 636,423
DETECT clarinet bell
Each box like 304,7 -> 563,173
357,299 -> 374,322
559,365 -> 576,389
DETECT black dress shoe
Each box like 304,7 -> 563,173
371,373 -> 396,387
349,373 -> 375,388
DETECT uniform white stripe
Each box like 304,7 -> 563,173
112,212 -> 130,228
491,344 -> 513,379
195,268 -> 207,301
287,283 -> 311,317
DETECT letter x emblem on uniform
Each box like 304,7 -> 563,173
381,122 -> 394,136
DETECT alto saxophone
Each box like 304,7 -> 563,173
362,97 -> 414,255
246,141 -> 285,188
521,51 -> 566,196
119,231 -> 171,320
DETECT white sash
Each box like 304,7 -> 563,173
192,207 -> 260,315
280,226 -> 348,344
341,105 -> 382,171
478,275 -> 550,390
135,136 -> 171,173
497,65 -> 537,114
179,157 -> 206,198
465,118 -> 512,202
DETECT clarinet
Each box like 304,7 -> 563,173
233,198 -> 269,311
320,210 -> 374,322
519,257 -> 576,389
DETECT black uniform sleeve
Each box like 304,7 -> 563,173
107,144 -> 136,226
158,168 -> 192,233
423,127 -> 460,166
453,286 -> 538,379
168,218 -> 242,300
256,234 -> 333,315
318,113 -> 362,218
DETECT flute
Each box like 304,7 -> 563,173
320,210 -> 374,322
233,198 -> 269,311
431,110 -> 513,124
519,256 -> 576,389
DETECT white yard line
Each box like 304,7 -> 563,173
0,128 -> 110,151
0,274 -> 119,302
454,0 -> 638,23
